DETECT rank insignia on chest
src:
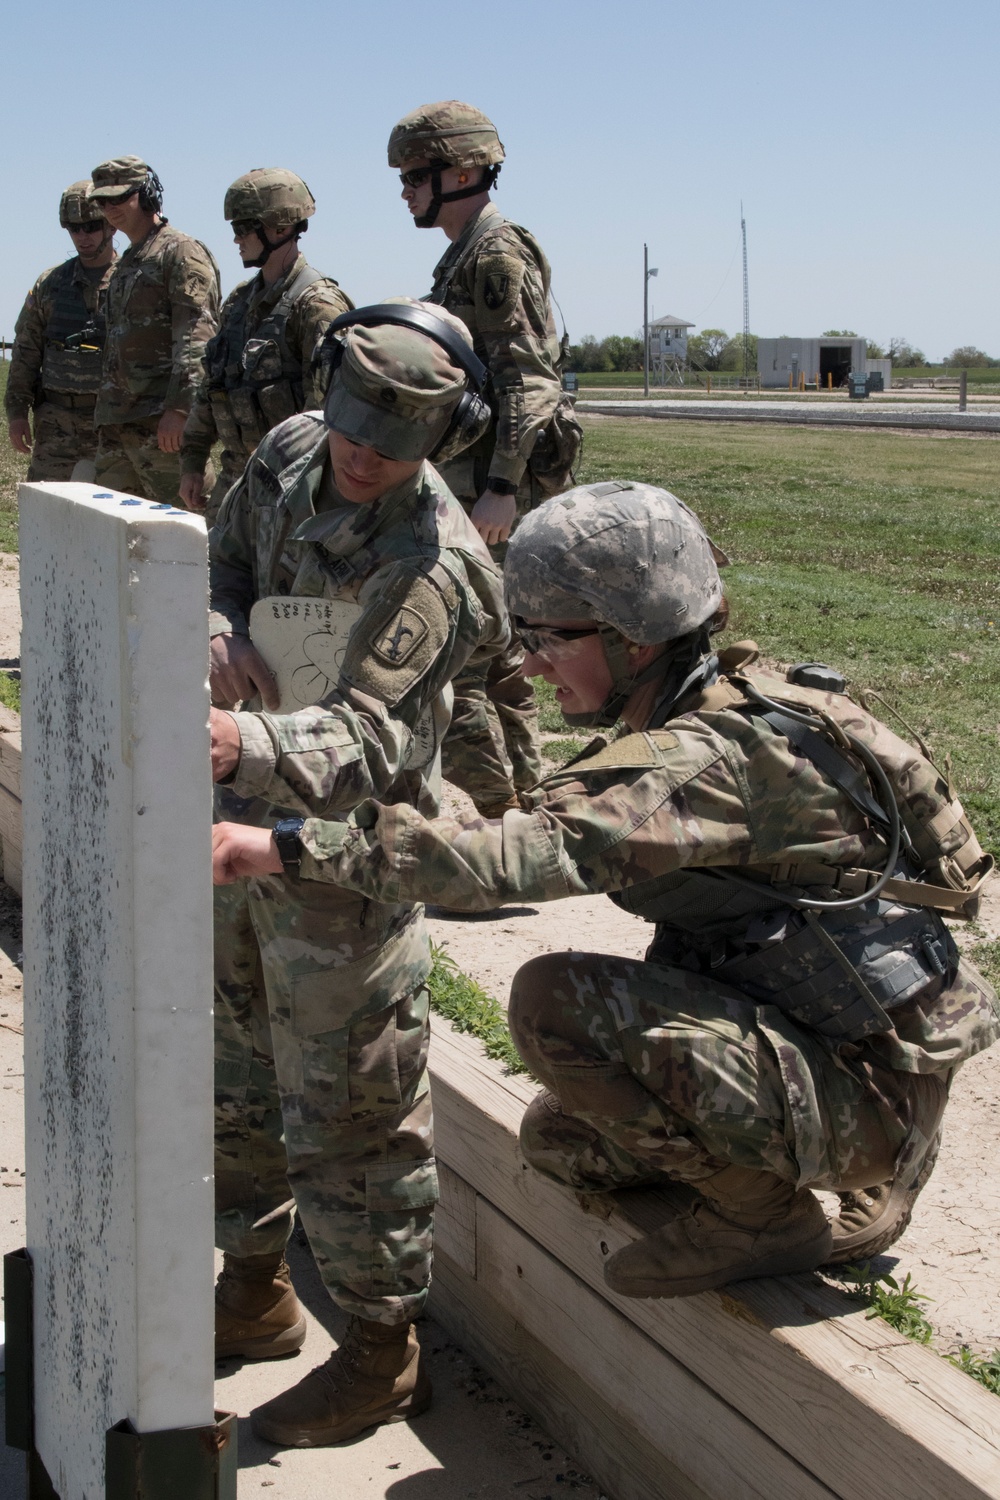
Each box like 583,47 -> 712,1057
372,606 -> 428,665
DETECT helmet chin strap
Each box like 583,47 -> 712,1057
560,626 -> 717,731
241,222 -> 300,269
414,163 -> 500,229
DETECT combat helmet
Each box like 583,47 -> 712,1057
224,168 -> 316,267
506,481 -> 726,727
388,101 -> 504,227
59,181 -> 99,228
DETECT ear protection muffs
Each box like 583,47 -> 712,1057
320,302 -> 492,461
137,168 -> 164,214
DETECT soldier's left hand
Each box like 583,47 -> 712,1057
157,408 -> 188,453
212,822 -> 283,883
471,489 -> 518,546
210,707 -> 243,781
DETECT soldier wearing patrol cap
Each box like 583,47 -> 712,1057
216,479 -> 1000,1299
5,181 -> 117,481
205,300 -> 508,1446
179,168 -> 354,526
388,100 -> 584,820
89,156 -> 220,503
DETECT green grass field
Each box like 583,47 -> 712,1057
571,416 -> 1000,854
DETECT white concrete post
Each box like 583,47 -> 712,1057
18,483 -> 214,1499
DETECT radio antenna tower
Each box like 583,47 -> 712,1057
740,202 -> 751,385
740,202 -> 751,386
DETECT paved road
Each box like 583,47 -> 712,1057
579,398 -> 1000,432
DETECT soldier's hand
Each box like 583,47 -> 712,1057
157,408 -> 187,453
471,489 -> 518,546
212,822 -> 283,883
8,419 -> 32,455
210,707 -> 242,781
210,633 -> 280,710
179,472 -> 206,511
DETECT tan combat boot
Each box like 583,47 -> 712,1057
604,1164 -> 833,1298
251,1317 -> 431,1447
825,1124 -> 943,1266
215,1252 -> 307,1360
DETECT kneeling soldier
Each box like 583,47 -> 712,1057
216,482 -> 1000,1295
208,301 -> 508,1444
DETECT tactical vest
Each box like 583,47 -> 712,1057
428,212 -> 581,498
573,658 -> 991,1043
204,262 -> 325,456
39,261 -> 106,399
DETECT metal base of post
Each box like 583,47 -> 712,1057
4,1249 -> 236,1499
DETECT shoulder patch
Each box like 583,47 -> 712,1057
340,570 -> 451,707
372,606 -> 428,666
571,731 -> 678,773
474,252 -> 525,330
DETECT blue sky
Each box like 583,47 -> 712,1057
3,0 -> 997,359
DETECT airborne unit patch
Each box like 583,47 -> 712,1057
372,606 -> 428,665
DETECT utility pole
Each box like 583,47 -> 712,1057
740,203 -> 751,387
643,244 -> 658,397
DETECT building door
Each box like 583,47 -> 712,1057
819,345 -> 853,388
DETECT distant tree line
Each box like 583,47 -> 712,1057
568,329 -> 998,372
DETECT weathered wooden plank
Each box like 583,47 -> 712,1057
0,716 -> 22,801
2,833 -> 21,897
428,1015 -> 1000,1500
436,1163 -> 476,1277
0,782 -> 22,849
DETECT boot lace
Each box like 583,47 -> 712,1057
313,1320 -> 366,1392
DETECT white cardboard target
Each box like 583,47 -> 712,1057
249,595 -> 362,711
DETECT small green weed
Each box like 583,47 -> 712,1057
969,938 -> 1000,992
426,941 -> 526,1075
542,736 -> 588,764
842,1264 -> 934,1344
0,671 -> 21,714
949,1346 -> 1000,1396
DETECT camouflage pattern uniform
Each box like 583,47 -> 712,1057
90,157 -> 220,503
389,102 -> 583,815
294,483 -> 1000,1210
182,169 -> 354,525
5,182 -> 115,480
211,326 -> 508,1323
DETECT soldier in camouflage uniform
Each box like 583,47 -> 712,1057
216,481 -> 1000,1298
5,181 -> 116,480
207,301 -> 507,1445
388,102 -> 583,817
180,169 -> 354,526
89,157 -> 220,503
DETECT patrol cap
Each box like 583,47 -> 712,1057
323,299 -> 474,462
388,101 -> 505,169
89,155 -> 150,200
506,482 -> 724,643
224,168 -> 316,229
59,180 -> 97,227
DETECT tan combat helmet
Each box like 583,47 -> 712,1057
505,482 -> 726,727
388,101 -> 505,227
59,181 -> 98,228
224,168 -> 316,265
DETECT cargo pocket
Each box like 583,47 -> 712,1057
366,1158 -> 439,1214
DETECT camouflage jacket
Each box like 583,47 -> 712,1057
210,412 -> 510,821
297,675 -> 1000,1077
181,254 -> 353,477
427,203 -> 564,489
5,255 -> 116,417
95,221 -> 220,425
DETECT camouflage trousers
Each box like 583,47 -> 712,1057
204,460 -> 243,530
214,876 -> 438,1325
509,952 -> 948,1196
25,397 -> 98,482
95,417 -> 182,504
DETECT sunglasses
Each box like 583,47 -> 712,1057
513,619 -> 600,657
398,166 -> 435,189
96,188 -> 137,208
67,221 -> 106,235
231,219 -> 263,238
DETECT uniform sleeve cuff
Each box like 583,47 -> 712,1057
487,451 -> 528,487
209,611 -> 250,639
228,712 -> 279,799
299,817 -> 350,876
180,452 -> 208,477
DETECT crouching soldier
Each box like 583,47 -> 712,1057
215,481 -> 1000,1297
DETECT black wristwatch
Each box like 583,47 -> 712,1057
485,476 -> 519,496
273,817 -> 306,877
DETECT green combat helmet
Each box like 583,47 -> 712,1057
59,181 -> 97,228
387,101 -> 505,227
224,168 -> 316,266
505,481 -> 726,727
323,299 -> 490,462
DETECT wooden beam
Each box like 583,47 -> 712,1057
428,1016 -> 1000,1500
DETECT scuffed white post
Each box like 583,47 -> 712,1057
19,482 -> 215,1498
